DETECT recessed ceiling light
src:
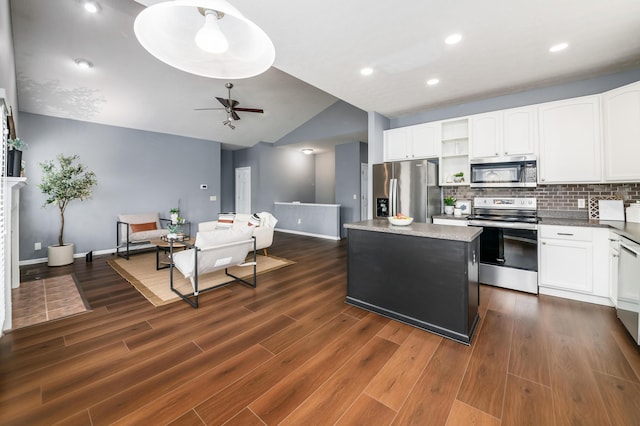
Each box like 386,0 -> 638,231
83,1 -> 100,13
427,78 -> 440,86
360,67 -> 373,76
302,148 -> 314,155
549,42 -> 569,53
445,33 -> 462,45
74,58 -> 93,69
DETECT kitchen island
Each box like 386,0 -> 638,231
344,220 -> 482,344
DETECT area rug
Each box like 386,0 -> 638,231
11,274 -> 91,330
107,252 -> 295,307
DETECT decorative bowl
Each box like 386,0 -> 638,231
388,216 -> 414,226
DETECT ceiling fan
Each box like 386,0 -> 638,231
195,82 -> 264,130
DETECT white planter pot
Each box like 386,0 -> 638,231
48,243 -> 75,266
444,206 -> 455,215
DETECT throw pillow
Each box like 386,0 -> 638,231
215,212 -> 236,230
130,222 -> 157,233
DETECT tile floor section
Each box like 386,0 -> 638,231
11,275 -> 90,330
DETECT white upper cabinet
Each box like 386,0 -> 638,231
384,122 -> 440,161
411,122 -> 441,159
470,112 -> 502,158
384,127 -> 410,161
603,81 -> 640,182
470,107 -> 536,159
538,95 -> 602,183
503,107 -> 537,156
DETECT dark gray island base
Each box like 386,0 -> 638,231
344,220 -> 482,345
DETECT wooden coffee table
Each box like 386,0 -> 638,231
150,237 -> 191,270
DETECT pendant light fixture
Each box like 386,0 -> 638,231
134,0 -> 275,79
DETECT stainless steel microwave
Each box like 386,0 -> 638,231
470,155 -> 537,188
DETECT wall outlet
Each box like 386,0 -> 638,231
297,218 -> 302,224
35,242 -> 41,250
200,184 -> 208,190
209,195 -> 217,201
353,194 -> 357,200
578,199 -> 586,208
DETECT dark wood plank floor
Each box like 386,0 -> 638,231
2,232 -> 640,425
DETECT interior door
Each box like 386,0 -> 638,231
235,167 -> 251,214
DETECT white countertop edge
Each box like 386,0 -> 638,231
344,220 -> 482,242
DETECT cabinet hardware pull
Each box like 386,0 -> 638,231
557,232 -> 574,236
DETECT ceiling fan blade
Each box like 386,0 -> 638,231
231,110 -> 241,121
234,108 -> 264,113
216,97 -> 230,108
194,107 -> 226,111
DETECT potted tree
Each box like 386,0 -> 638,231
39,154 -> 98,266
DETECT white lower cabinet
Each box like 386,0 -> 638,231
608,232 -> 621,307
538,225 -> 611,306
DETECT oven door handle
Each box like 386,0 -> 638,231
467,219 -> 538,231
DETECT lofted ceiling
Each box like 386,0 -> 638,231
10,0 -> 640,151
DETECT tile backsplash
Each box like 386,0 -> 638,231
444,183 -> 640,217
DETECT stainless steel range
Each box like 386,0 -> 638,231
467,197 -> 538,294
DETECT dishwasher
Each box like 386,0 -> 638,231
617,236 -> 640,345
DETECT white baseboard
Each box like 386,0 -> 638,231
19,244 -> 155,266
275,229 -> 341,241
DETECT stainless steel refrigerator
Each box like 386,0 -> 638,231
372,160 -> 441,223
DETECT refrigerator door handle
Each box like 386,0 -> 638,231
389,178 -> 397,217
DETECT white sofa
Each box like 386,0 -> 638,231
117,212 -> 169,259
198,212 -> 277,256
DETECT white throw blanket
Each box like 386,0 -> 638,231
258,211 -> 278,228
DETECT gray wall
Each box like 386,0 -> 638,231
315,151 -> 335,204
275,100 -> 367,148
220,149 -> 234,212
392,67 -> 640,128
19,113 -> 221,261
0,0 -> 18,128
233,142 -> 316,213
336,141 -> 368,237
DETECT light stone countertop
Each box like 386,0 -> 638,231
344,219 -> 482,242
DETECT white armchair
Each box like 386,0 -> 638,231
170,227 -> 257,308
198,212 -> 277,256
116,212 -> 169,259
